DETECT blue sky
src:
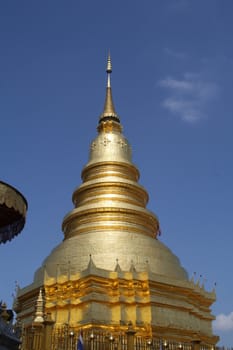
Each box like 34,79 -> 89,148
0,0 -> 232,346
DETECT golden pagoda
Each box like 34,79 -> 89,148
15,55 -> 218,347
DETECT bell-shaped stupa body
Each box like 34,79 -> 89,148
15,56 -> 218,345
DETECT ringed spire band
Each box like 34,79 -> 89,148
99,53 -> 120,124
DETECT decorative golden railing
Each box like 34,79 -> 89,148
20,324 -> 217,350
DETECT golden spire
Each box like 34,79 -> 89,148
99,53 -> 120,124
33,288 -> 44,323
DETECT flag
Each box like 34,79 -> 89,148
77,332 -> 84,350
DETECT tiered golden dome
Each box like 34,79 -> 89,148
32,54 -> 188,283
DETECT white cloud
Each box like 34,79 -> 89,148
162,97 -> 202,123
158,73 -> 218,123
164,48 -> 187,60
159,77 -> 193,91
213,312 -> 233,332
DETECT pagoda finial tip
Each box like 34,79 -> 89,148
99,52 -> 121,125
106,52 -> 112,73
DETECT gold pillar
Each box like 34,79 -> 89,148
43,313 -> 55,350
126,322 -> 136,350
192,340 -> 201,350
31,323 -> 44,350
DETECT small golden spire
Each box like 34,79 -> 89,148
33,288 -> 44,323
99,53 -> 120,124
